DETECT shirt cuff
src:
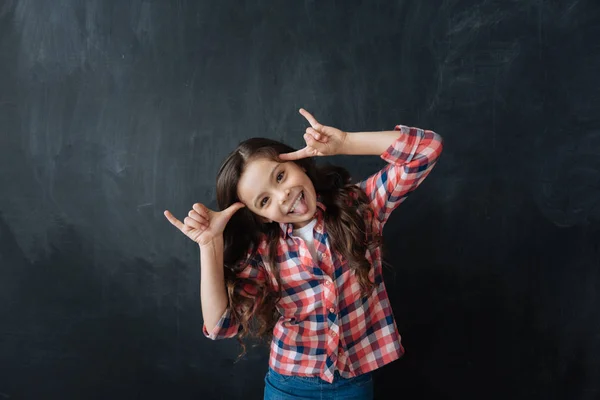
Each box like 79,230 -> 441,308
380,125 -> 422,165
202,307 -> 233,340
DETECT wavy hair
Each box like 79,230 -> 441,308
216,138 -> 382,357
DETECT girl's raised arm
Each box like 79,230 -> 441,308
356,125 -> 443,227
279,109 -> 443,228
164,202 -> 244,334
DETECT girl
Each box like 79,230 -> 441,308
164,109 -> 443,399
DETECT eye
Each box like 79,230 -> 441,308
260,197 -> 269,207
276,171 -> 284,183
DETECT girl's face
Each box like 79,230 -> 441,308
237,157 -> 317,228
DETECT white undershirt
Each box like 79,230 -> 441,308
291,218 -> 318,261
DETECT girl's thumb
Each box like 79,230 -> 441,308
222,202 -> 245,220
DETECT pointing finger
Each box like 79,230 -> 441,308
299,108 -> 321,130
164,210 -> 185,231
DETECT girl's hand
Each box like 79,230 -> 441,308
279,108 -> 348,161
164,202 -> 245,247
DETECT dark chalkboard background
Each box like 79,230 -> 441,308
1,1 -> 599,399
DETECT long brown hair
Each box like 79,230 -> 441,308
216,138 -> 382,356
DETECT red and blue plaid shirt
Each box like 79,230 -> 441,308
203,125 -> 443,383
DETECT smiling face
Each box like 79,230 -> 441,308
237,156 -> 317,228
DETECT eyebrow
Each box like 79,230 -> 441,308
253,164 -> 280,208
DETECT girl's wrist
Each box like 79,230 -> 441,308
199,235 -> 224,251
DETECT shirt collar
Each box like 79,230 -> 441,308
278,195 -> 326,238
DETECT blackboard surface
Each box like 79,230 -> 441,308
1,1 -> 599,399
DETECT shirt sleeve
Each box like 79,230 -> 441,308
357,125 -> 443,229
202,251 -> 267,340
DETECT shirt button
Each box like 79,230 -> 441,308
324,281 -> 330,286
329,307 -> 335,313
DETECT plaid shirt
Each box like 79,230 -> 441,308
203,125 -> 443,383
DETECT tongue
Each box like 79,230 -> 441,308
294,195 -> 308,214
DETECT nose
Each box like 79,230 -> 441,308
278,189 -> 291,205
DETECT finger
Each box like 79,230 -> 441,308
278,146 -> 313,161
192,203 -> 208,217
164,210 -> 185,231
222,202 -> 245,219
228,202 -> 246,212
306,128 -> 320,141
305,133 -> 327,153
306,127 -> 328,142
299,108 -> 322,130
184,216 -> 204,230
188,210 -> 208,225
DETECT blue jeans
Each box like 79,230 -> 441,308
264,368 -> 374,400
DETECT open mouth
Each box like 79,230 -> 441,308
288,191 -> 306,214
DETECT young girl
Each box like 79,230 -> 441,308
164,109 -> 443,399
